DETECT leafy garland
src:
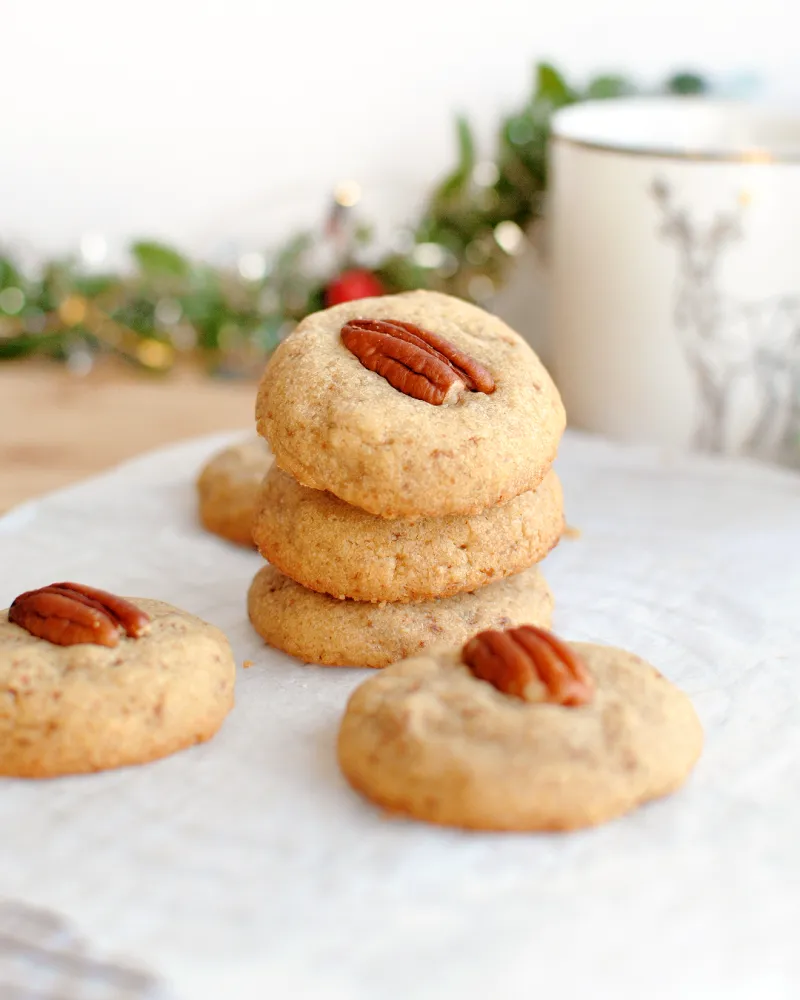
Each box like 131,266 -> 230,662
0,64 -> 705,377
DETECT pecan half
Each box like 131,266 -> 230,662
462,625 -> 594,706
8,583 -> 151,648
341,318 -> 495,405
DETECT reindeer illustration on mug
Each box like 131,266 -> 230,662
651,178 -> 800,462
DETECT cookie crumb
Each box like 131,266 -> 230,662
242,660 -> 254,669
563,524 -> 581,540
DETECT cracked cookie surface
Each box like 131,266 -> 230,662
247,564 -> 553,669
0,599 -> 236,777
256,291 -> 565,518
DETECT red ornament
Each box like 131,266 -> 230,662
325,269 -> 385,307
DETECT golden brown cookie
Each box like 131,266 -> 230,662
256,291 -> 565,518
196,437 -> 273,546
247,564 -> 553,668
0,593 -> 236,777
338,637 -> 702,829
253,466 -> 564,602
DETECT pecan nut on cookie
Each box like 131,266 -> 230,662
1,583 -> 236,777
338,627 -> 703,830
256,290 -> 565,518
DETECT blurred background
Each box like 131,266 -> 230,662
0,0 -> 797,509
1,0 -> 791,253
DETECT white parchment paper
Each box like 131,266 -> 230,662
1,430 -> 799,1000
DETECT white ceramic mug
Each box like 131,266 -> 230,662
549,98 -> 800,466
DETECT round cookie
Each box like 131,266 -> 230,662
197,437 -> 273,546
254,466 -> 564,603
247,564 -> 553,669
256,290 -> 566,518
337,642 -> 703,830
0,598 -> 236,777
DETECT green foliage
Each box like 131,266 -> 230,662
0,331 -> 64,360
535,63 -> 578,108
431,117 -> 477,203
0,257 -> 24,290
410,62 -> 709,301
72,273 -> 118,298
666,72 -> 708,94
0,62 -> 708,376
585,74 -> 636,100
131,241 -> 190,278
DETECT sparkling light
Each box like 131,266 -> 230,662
0,287 -> 25,315
333,180 -> 362,208
66,346 -> 94,376
58,295 -> 88,327
494,220 -> 526,255
472,161 -> 499,187
238,252 -> 268,282
412,243 -> 447,268
154,297 -> 182,326
80,233 -> 108,267
136,339 -> 173,369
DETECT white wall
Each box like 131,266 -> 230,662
2,0 -> 797,259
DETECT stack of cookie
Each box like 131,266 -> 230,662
247,290 -> 567,668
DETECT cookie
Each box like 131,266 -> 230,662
197,437 -> 273,546
247,564 -> 554,669
256,291 -> 565,518
337,636 -> 702,830
0,590 -> 236,777
253,465 -> 564,603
